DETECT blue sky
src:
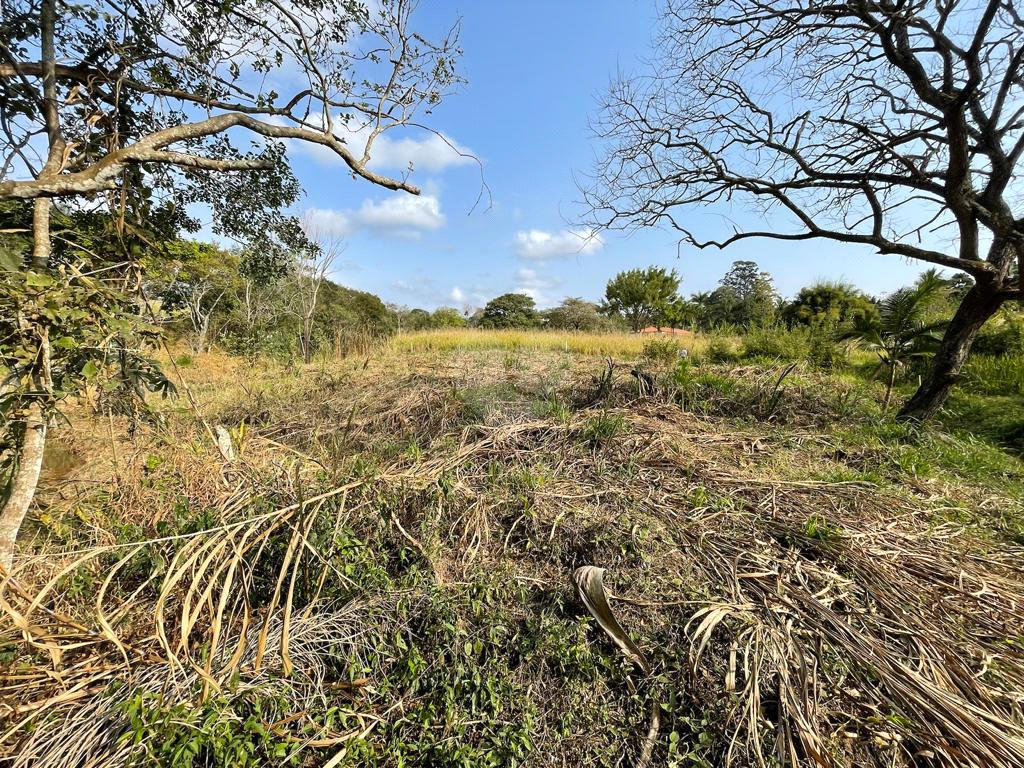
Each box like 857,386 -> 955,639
287,0 -> 933,311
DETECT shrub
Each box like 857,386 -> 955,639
808,331 -> 847,370
641,337 -> 682,365
704,336 -> 741,363
742,326 -> 811,361
973,313 -> 1024,356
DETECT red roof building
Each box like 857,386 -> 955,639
637,326 -> 693,336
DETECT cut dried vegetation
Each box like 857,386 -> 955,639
2,349 -> 1023,767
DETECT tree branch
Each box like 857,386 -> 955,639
0,113 -> 421,199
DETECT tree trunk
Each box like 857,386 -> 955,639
195,316 -> 209,355
883,361 -> 896,411
898,283 -> 1003,421
1,197 -> 53,572
302,315 -> 314,364
0,402 -> 47,573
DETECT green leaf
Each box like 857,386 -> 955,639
0,250 -> 21,272
25,271 -> 55,288
81,360 -> 99,379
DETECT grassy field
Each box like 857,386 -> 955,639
390,327 -> 706,357
3,339 -> 1024,767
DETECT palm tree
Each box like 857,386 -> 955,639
839,272 -> 948,410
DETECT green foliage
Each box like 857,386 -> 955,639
503,350 -> 525,370
431,306 -> 468,328
703,336 -> 741,363
150,241 -> 243,351
642,338 -> 683,365
808,330 -> 846,370
221,276 -> 396,361
783,281 -> 878,328
326,580 -> 545,768
963,353 -> 1024,396
604,266 -> 684,331
742,326 -> 811,361
118,689 -> 298,768
394,307 -> 432,331
316,281 -> 396,337
802,514 -> 842,542
838,270 -> 949,404
973,308 -> 1024,356
689,289 -> 737,330
579,411 -> 627,445
543,297 -> 611,331
712,261 -> 778,329
479,293 -> 538,329
0,261 -> 175,438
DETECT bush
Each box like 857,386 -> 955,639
641,337 -> 682,365
742,326 -> 811,361
704,336 -> 741,363
808,331 -> 847,370
973,313 -> 1024,356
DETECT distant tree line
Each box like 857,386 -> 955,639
460,260 -> 905,335
136,244 -> 1023,380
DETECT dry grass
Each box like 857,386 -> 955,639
389,327 -> 709,357
2,347 -> 1023,767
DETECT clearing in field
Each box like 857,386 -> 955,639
3,339 -> 1023,768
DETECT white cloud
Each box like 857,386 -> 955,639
355,194 -> 444,232
285,115 -> 475,173
304,193 -> 444,240
450,287 -> 465,302
367,132 -> 474,173
514,228 -> 604,260
302,207 -> 354,238
513,267 -> 561,308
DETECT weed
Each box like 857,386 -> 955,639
579,411 -> 627,446
742,326 -> 811,361
963,352 -> 1024,396
642,338 -> 683,365
391,328 -> 710,358
8,345 -> 1024,768
503,350 -> 525,371
703,336 -> 740,363
118,689 -> 297,768
535,394 -> 570,422
802,514 -> 842,541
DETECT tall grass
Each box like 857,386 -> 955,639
964,352 -> 1024,396
389,328 -> 707,358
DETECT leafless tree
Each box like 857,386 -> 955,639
287,219 -> 341,364
181,282 -> 227,355
586,0 -> 1023,419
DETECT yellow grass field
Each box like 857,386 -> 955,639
388,328 -> 709,357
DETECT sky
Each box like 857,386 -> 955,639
284,0 -> 935,311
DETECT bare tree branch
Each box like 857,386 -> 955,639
585,0 -> 1024,419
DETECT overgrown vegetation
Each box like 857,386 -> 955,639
2,342 -> 1022,767
2,1 -> 1023,765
